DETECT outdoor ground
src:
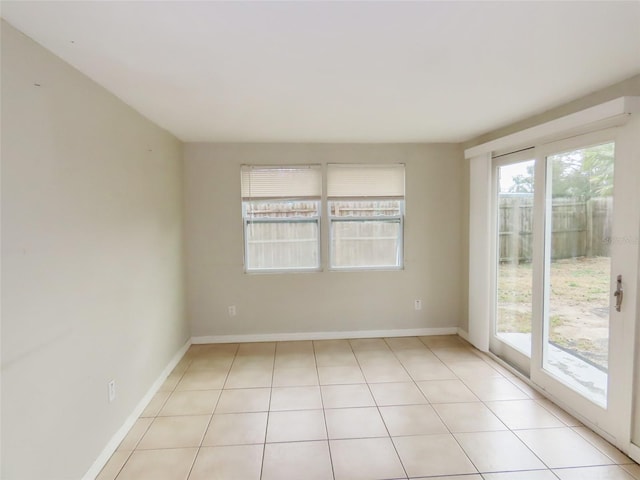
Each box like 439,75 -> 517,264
497,256 -> 610,370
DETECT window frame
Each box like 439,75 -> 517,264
326,163 -> 406,272
328,199 -> 405,271
241,165 -> 322,274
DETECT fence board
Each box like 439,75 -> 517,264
498,195 -> 612,263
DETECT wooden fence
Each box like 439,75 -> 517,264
498,194 -> 613,263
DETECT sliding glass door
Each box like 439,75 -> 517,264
491,153 -> 536,375
540,141 -> 614,407
491,129 -> 637,440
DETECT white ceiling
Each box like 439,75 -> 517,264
2,1 -> 639,143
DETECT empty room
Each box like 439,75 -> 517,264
2,1 -> 640,479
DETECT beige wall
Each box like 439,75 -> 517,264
1,22 -> 187,480
184,143 -> 465,338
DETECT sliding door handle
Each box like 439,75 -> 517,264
614,274 -> 623,312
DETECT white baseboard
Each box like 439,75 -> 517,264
82,339 -> 191,480
628,442 -> 640,464
457,328 -> 471,343
192,327 -> 458,344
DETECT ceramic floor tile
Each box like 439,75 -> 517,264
572,427 -> 634,464
170,357 -> 192,376
117,418 -> 153,450
187,357 -> 234,372
321,384 -> 375,408
189,343 -> 238,357
402,361 -> 458,381
272,366 -> 319,387
175,369 -> 228,391
317,365 -> 365,385
232,356 -> 273,368
447,360 -> 504,379
274,353 -> 317,368
384,337 -> 428,350
419,335 -> 468,349
482,471 -> 559,480
215,388 -> 271,413
393,349 -> 440,365
369,382 -> 428,406
115,448 -> 197,480
462,377 -> 530,401
350,338 -> 391,352
485,400 -> 566,430
314,351 -> 359,367
431,347 -> 482,363
325,407 -> 388,439
515,428 -> 614,468
313,339 -> 352,353
96,450 -> 130,480
535,399 -> 582,426
393,434 -> 477,478
409,476 -> 482,480
137,415 -> 210,449
417,379 -> 479,403
360,363 -> 413,383
622,464 -> 640,479
330,437 -> 406,480
158,372 -> 183,392
261,441 -> 333,480
276,340 -> 315,355
266,409 -> 327,442
202,412 -> 268,446
270,386 -> 322,411
553,465 -> 637,480
237,342 -> 276,357
356,351 -> 401,367
433,402 -> 507,433
158,390 -> 220,416
188,444 -> 263,480
455,430 -> 547,473
224,366 -> 273,389
96,336 -> 638,480
506,375 -> 546,399
140,391 -> 170,417
379,404 -> 448,436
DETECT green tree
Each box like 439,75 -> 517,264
508,143 -> 614,199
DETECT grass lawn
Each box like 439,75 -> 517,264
497,256 -> 610,370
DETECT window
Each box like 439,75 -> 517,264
241,165 -> 322,272
327,164 -> 405,270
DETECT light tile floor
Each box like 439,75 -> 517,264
97,335 -> 640,480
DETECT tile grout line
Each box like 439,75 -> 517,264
111,349 -> 194,479
258,342 -> 277,480
394,338 -> 483,478
182,344 -> 234,480
312,340 -> 337,480
350,338 -> 410,480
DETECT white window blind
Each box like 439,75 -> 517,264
241,165 -> 322,200
327,164 -> 405,270
327,164 -> 405,199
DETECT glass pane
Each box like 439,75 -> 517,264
544,142 -> 614,406
329,200 -> 403,268
246,221 -> 319,270
496,160 -> 535,356
245,200 -> 319,219
331,220 -> 401,268
329,199 -> 402,217
244,200 -> 320,271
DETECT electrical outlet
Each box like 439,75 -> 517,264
414,299 -> 422,311
108,380 -> 116,403
228,305 -> 237,317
